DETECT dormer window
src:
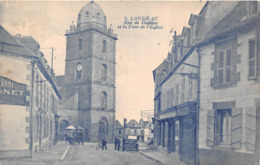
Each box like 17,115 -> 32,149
86,11 -> 89,15
97,12 -> 100,16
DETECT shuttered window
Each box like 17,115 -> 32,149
206,108 -> 242,149
245,107 -> 256,151
248,38 -> 257,79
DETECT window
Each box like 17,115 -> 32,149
119,130 -> 121,134
218,49 -> 232,84
176,84 -> 179,105
171,88 -> 174,107
102,40 -> 107,53
181,79 -> 185,103
249,39 -> 257,79
180,39 -> 184,56
158,98 -> 161,112
101,64 -> 107,81
188,78 -> 193,100
248,1 -> 258,15
216,109 -> 231,145
101,92 -> 107,109
134,129 -> 137,134
78,38 -> 82,51
36,74 -> 39,106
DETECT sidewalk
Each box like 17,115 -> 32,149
140,149 -> 186,165
0,141 -> 70,165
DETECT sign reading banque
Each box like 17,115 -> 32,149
0,76 -> 29,106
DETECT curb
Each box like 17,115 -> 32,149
139,151 -> 166,165
61,145 -> 71,160
54,145 -> 71,165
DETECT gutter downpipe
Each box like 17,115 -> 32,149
195,47 -> 201,165
30,60 -> 36,157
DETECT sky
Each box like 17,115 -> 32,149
0,1 -> 206,124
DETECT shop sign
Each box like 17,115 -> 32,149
0,76 -> 29,106
176,106 -> 189,116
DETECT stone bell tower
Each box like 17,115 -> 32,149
61,1 -> 117,142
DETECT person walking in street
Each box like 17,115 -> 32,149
122,137 -> 126,151
117,138 -> 121,151
102,139 -> 107,150
114,137 -> 118,150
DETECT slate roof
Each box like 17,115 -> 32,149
0,26 -> 37,59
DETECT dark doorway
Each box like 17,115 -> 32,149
99,118 -> 108,140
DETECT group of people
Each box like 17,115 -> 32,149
114,137 -> 126,151
64,130 -> 84,145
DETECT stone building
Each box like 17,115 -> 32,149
114,120 -> 124,139
153,28 -> 199,164
153,1 -> 260,165
56,1 -> 117,142
0,26 -> 61,158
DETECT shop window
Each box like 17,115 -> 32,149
248,38 -> 257,79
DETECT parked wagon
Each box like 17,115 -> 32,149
125,136 -> 139,151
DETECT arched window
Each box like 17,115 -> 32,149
101,92 -> 107,109
102,40 -> 107,53
78,38 -> 82,51
76,62 -> 82,79
101,64 -> 107,81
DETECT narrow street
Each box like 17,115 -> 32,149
0,142 -> 161,165
61,143 -> 161,165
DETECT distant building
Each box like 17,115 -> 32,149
56,1 -> 117,142
0,26 -> 61,158
153,1 -> 260,165
114,119 -> 154,143
143,121 -> 154,142
114,120 -> 124,139
125,119 -> 144,141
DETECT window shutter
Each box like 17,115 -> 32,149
245,107 -> 256,151
206,110 -> 215,147
231,108 -> 242,149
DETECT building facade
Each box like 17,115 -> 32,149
153,1 -> 260,165
56,1 -> 117,142
0,26 -> 61,158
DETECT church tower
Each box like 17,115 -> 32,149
61,1 -> 117,142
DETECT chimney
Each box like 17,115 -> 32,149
124,118 -> 127,127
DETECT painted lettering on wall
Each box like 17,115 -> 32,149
0,76 -> 29,106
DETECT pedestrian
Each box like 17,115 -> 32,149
102,139 -> 107,150
122,137 -> 126,151
114,137 -> 118,150
117,138 -> 121,151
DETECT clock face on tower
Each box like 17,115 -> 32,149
77,63 -> 82,71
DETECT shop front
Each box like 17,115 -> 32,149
157,102 -> 197,164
